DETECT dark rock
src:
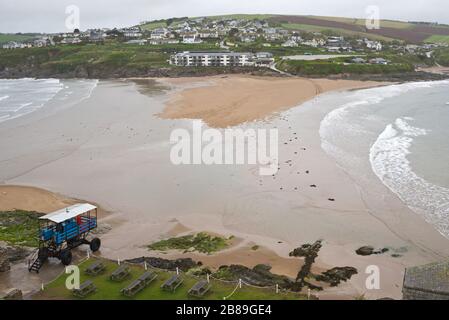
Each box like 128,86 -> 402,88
289,241 -> 323,290
356,246 -> 389,256
125,256 -> 198,272
214,264 -> 292,288
3,288 -> 22,300
356,246 -> 375,256
315,267 -> 358,287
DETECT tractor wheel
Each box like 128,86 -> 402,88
90,238 -> 101,252
60,250 -> 72,266
38,247 -> 49,261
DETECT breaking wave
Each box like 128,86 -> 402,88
370,118 -> 449,238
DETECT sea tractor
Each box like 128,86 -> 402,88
28,203 -> 101,273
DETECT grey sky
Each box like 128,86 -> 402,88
1,0 -> 448,33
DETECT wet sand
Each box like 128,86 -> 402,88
159,75 -> 383,128
1,77 -> 448,299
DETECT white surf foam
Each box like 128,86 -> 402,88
370,118 -> 449,238
319,80 -> 449,239
0,78 -> 64,123
320,80 -> 449,143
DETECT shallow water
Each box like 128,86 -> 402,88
319,80 -> 449,238
0,78 -> 97,123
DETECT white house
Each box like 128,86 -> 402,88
126,39 -> 147,45
122,27 -> 142,39
365,40 -> 383,51
182,34 -> 203,44
282,39 -> 298,47
302,38 -> 325,48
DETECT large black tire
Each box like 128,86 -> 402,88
60,250 -> 72,266
90,238 -> 101,252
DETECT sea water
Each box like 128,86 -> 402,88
319,80 -> 449,238
0,78 -> 98,123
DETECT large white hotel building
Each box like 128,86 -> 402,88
169,51 -> 273,67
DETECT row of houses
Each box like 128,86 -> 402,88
169,51 -> 274,67
2,36 -> 54,49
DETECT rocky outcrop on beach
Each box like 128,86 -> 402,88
315,267 -> 358,287
288,240 -> 358,291
0,241 -> 33,264
125,256 -> 199,272
213,264 -> 292,288
356,246 -> 389,256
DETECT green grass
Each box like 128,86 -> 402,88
0,210 -> 41,247
148,233 -> 229,254
281,23 -> 393,41
0,42 -> 170,73
37,258 -> 305,300
0,41 -> 224,74
425,35 -> 449,44
277,58 -> 414,75
198,14 -> 274,21
0,33 -> 37,44
140,21 -> 168,31
434,48 -> 449,66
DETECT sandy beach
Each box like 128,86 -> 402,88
159,75 -> 383,128
1,76 -> 449,299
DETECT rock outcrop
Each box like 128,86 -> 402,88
3,288 -> 23,300
315,267 -> 358,287
0,247 -> 10,272
356,246 -> 389,256
125,256 -> 199,272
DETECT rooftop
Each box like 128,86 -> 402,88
40,203 -> 97,223
403,260 -> 449,296
175,51 -> 252,57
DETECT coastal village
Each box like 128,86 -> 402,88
2,16 -> 448,70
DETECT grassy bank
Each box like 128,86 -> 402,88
435,48 -> 449,66
0,210 -> 41,247
0,33 -> 38,44
0,42 -> 222,77
277,58 -> 414,76
36,258 -> 306,300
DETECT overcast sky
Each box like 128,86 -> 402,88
1,0 -> 448,33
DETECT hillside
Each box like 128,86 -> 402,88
141,14 -> 449,43
0,33 -> 39,45
268,15 -> 449,43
